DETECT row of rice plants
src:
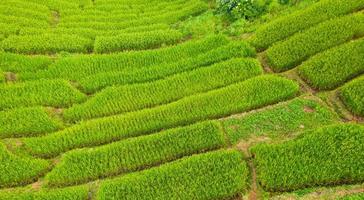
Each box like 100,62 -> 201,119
19,24 -> 170,40
2,0 -> 50,15
0,142 -> 50,188
78,42 -> 253,93
340,76 -> 364,117
20,35 -> 232,81
0,52 -> 52,73
222,97 -> 339,144
0,23 -> 19,37
45,121 -> 226,186
0,79 -> 87,110
97,150 -> 248,200
252,0 -> 364,50
26,0 -> 79,12
0,5 -> 51,22
0,34 -> 94,54
21,75 -> 299,158
298,38 -> 364,90
266,13 -> 364,72
251,123 -> 364,192
0,107 -> 62,138
94,29 -> 184,53
65,58 -> 262,121
0,185 -> 89,200
0,14 -> 49,28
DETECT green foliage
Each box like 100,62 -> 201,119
253,0 -> 364,50
251,124 -> 364,191
266,14 -> 364,72
64,58 -> 263,121
94,30 -> 184,53
97,150 -> 248,200
0,185 -> 89,200
20,35 -> 231,81
45,121 -> 225,186
78,41 -> 255,93
0,79 -> 87,110
216,0 -> 272,21
0,107 -> 62,138
340,76 -> 364,117
298,38 -> 364,90
338,193 -> 364,200
0,142 -> 49,188
0,52 -> 52,73
22,75 -> 299,157
0,34 -> 93,54
223,97 -> 339,144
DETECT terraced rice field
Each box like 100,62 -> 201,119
0,0 -> 363,199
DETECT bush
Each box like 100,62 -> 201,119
0,142 -> 50,188
64,58 -> 262,120
0,107 -> 62,138
45,121 -> 225,186
0,79 -> 87,109
22,75 -> 299,157
78,41 -> 255,93
298,38 -> 364,90
251,123 -> 364,191
340,76 -> 364,117
266,14 -> 364,72
216,0 -> 271,21
97,150 -> 248,200
253,0 -> 364,50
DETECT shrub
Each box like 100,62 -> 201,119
216,0 -> 271,21
64,58 -> 262,120
340,76 -> 364,117
45,121 -> 225,186
0,142 -> 50,188
94,30 -> 184,53
222,97 -> 339,144
298,38 -> 364,90
0,34 -> 93,54
266,14 -> 364,72
78,41 -> 255,93
253,0 -> 364,50
0,107 -> 62,138
251,123 -> 364,191
97,150 -> 248,200
0,79 -> 87,110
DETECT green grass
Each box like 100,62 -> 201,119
21,75 -> 299,157
298,38 -> 364,90
252,0 -> 364,50
251,123 -> 364,192
0,142 -> 50,188
64,58 -> 263,121
97,150 -> 248,200
338,193 -> 364,200
44,121 -> 225,186
0,185 -> 89,200
0,107 -> 62,138
0,79 -> 87,110
266,13 -> 364,72
222,97 -> 339,144
94,29 -> 184,53
340,76 -> 364,117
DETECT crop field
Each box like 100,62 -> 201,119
0,0 -> 363,199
